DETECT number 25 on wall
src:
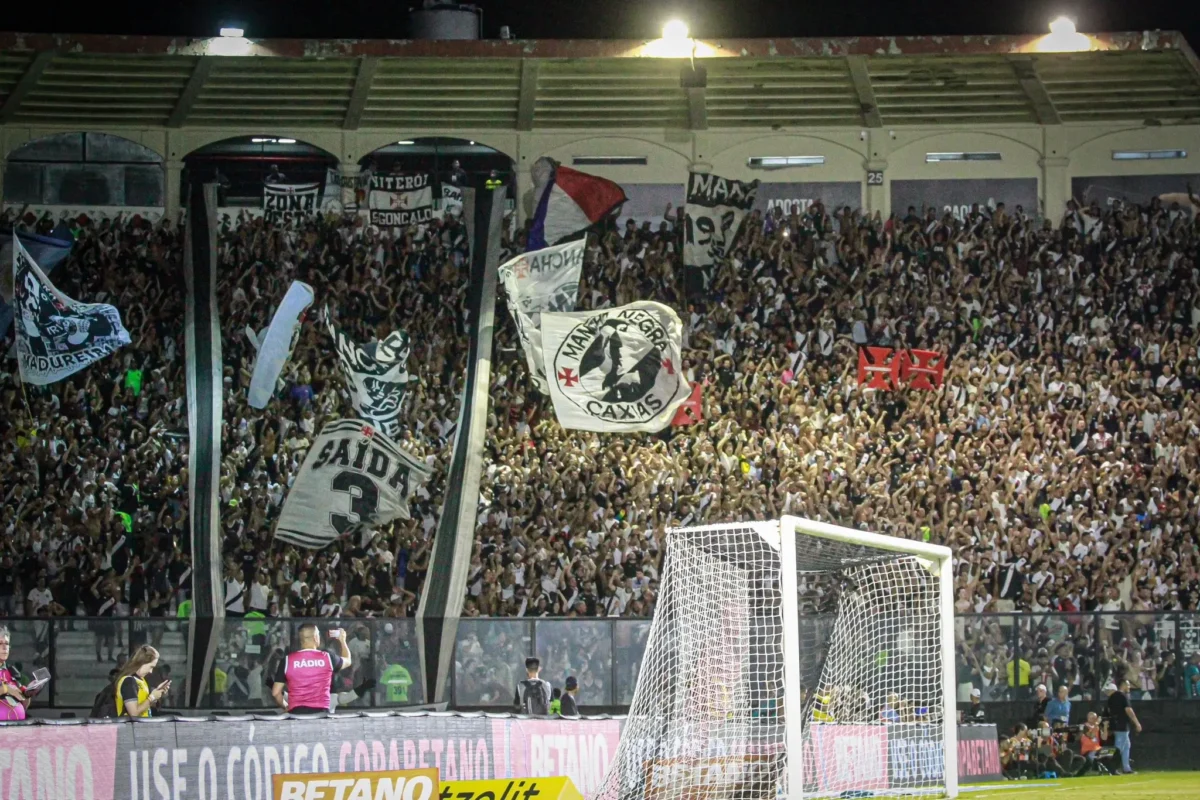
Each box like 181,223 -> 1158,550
867,171 -> 884,186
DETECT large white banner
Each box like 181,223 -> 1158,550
275,419 -> 432,549
541,301 -> 689,433
12,236 -> 130,385
683,172 -> 759,269
263,182 -> 321,225
326,309 -> 414,437
369,173 -> 435,227
498,239 -> 585,394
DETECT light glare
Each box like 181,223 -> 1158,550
662,20 -> 689,41
219,27 -> 245,38
1048,16 -> 1075,36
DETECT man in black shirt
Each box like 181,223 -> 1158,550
1104,680 -> 1142,774
559,675 -> 580,718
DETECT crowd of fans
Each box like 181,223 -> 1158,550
5,182 -> 1200,705
1,209 -> 192,673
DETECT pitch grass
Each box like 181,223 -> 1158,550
957,772 -> 1200,799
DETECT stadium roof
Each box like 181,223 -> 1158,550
1,30 -> 1199,131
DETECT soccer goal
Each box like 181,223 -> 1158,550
598,516 -> 957,800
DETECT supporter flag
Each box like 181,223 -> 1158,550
368,173 -> 435,227
671,383 -> 704,427
0,227 -> 73,337
541,301 -> 690,433
442,184 -> 464,217
497,239 -> 585,393
263,182 -> 321,225
11,235 -> 130,385
527,157 -> 627,251
683,171 -> 759,289
247,281 -> 314,408
275,419 -> 432,549
322,167 -> 372,213
325,308 -> 414,437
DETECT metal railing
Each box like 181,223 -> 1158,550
3,612 -> 1195,710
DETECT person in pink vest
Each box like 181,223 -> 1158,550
271,624 -> 351,714
0,627 -> 34,721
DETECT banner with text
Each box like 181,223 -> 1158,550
1072,174 -> 1200,213
264,183 -> 321,225
890,178 -> 1038,223
370,173 -> 435,227
324,169 -> 374,213
753,181 -> 862,218
683,172 -> 759,271
494,718 -> 622,797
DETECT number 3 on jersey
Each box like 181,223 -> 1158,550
329,471 -> 381,534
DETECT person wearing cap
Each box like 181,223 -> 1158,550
1103,679 -> 1141,774
560,676 -> 580,717
1045,685 -> 1071,728
965,687 -> 987,723
1029,683 -> 1050,727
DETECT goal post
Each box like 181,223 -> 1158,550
598,516 -> 958,800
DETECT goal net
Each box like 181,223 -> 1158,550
598,516 -> 957,800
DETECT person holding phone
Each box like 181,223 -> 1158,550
272,624 -> 351,714
115,645 -> 171,717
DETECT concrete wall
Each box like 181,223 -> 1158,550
4,122 -> 1200,223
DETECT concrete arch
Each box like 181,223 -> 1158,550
181,134 -> 338,161
707,133 -> 866,182
886,129 -> 1043,179
4,131 -> 167,212
3,128 -> 166,162
355,132 -> 517,166
1066,125 -> 1200,177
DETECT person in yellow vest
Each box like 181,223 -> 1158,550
1006,654 -> 1032,699
116,645 -> 171,717
812,692 -> 835,723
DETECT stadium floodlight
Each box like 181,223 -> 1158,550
219,27 -> 245,38
1048,16 -> 1076,36
396,140 -> 415,145
277,138 -> 296,144
598,516 -> 959,800
662,20 -> 689,42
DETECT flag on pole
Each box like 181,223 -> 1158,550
247,281 -> 314,408
528,157 -> 627,251
541,301 -> 689,433
12,236 -> 130,385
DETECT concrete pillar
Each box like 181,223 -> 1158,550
865,157 -> 889,218
165,160 -> 184,224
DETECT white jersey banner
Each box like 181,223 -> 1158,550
498,239 -> 585,394
275,419 -> 432,549
683,171 -> 759,269
541,301 -> 689,433
247,280 -> 313,409
263,182 -> 321,225
326,308 -> 414,437
368,173 -> 435,227
12,236 -> 130,385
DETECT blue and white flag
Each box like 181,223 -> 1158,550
12,236 -> 129,385
528,157 -> 627,251
247,281 -> 314,408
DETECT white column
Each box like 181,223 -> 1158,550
939,549 -> 960,798
777,517 -> 806,798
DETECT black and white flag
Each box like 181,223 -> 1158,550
369,173 -> 435,227
326,308 -> 414,437
683,171 -> 760,270
263,182 -> 321,225
441,184 -> 464,217
12,236 -> 130,385
498,239 -> 585,394
275,419 -> 432,549
541,301 -> 689,433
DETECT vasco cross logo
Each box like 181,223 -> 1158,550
552,307 -> 680,424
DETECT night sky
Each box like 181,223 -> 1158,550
2,0 -> 1198,48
